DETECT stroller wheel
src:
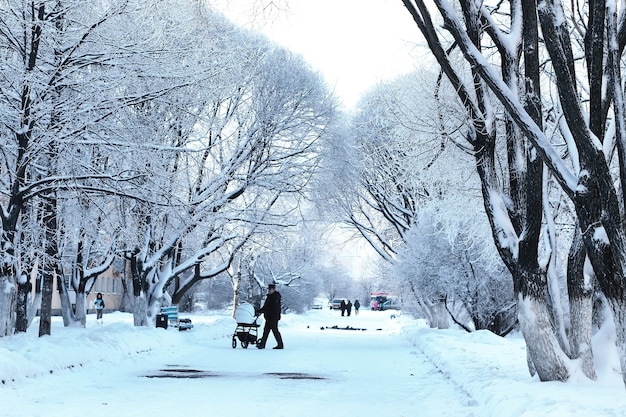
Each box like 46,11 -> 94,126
232,337 -> 237,349
242,339 -> 249,349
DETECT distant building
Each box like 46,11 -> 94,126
32,260 -> 126,316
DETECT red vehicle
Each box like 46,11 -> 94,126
370,292 -> 400,311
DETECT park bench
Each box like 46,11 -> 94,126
160,306 -> 193,331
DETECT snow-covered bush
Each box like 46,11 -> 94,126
391,211 -> 515,335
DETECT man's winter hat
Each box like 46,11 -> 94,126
268,283 -> 276,289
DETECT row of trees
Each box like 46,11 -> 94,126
9,0 -> 626,391
231,0 -> 626,389
398,0 -> 626,385
324,72 -> 517,334
0,0 -> 337,336
326,0 -> 626,387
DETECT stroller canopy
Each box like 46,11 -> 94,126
234,302 -> 256,324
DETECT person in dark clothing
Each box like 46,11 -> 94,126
94,292 -> 105,325
257,283 -> 284,349
346,300 -> 352,316
354,299 -> 360,315
340,299 -> 346,316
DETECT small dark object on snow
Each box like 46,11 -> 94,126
264,372 -> 326,380
320,325 -> 367,331
156,314 -> 168,329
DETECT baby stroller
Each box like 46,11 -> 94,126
232,302 -> 260,349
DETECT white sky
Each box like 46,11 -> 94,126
212,0 -> 423,109
211,1 -> 422,277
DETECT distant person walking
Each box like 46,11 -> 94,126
340,299 -> 347,316
354,299 -> 360,315
94,292 -> 105,325
346,300 -> 353,316
257,284 -> 284,349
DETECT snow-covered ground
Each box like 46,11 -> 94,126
0,308 -> 624,416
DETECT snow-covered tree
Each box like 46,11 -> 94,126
324,72 -> 509,326
0,0 -> 336,335
400,0 -> 626,385
393,210 -> 515,334
109,11 -> 336,325
0,0 -> 163,336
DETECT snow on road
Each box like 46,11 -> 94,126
4,308 -> 624,416
0,309 -> 480,417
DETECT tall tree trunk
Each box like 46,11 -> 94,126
133,294 -> 148,327
517,293 -> 570,381
128,251 -> 150,326
418,298 -> 435,328
607,298 -> 626,388
476,136 -> 569,380
57,274 -> 74,327
73,279 -> 90,327
231,267 -> 242,319
513,261 -> 570,381
39,193 -> 59,336
119,266 -> 133,313
567,225 -> 596,379
74,292 -> 87,327
27,284 -> 41,329
15,276 -> 31,333
432,296 -> 449,329
0,276 -> 17,336
38,270 -> 53,337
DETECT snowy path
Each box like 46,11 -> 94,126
0,310 -> 480,417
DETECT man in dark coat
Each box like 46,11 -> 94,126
257,283 -> 284,349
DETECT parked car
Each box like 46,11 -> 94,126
192,293 -> 207,312
330,298 -> 346,310
379,300 -> 401,311
310,298 -> 326,309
